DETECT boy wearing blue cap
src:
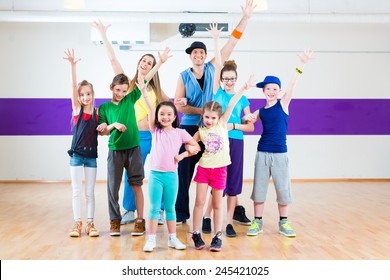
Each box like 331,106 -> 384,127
245,48 -> 313,238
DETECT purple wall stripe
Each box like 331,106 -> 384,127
248,98 -> 390,135
1,98 -> 389,136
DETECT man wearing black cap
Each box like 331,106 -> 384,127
174,0 -> 255,224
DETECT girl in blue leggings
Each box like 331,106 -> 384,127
139,97 -> 200,252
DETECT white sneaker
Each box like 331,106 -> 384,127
143,236 -> 156,252
121,210 -> 135,225
168,236 -> 186,250
158,209 -> 165,225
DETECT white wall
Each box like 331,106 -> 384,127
1,21 -> 390,180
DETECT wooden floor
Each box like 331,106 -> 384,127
1,181 -> 390,260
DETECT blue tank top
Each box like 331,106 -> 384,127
257,100 -> 288,153
180,61 -> 215,125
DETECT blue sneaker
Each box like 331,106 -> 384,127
279,220 -> 296,237
246,219 -> 263,236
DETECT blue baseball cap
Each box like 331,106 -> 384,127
256,76 -> 281,88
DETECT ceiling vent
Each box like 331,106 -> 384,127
91,23 -> 150,49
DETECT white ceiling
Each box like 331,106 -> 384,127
1,0 -> 390,23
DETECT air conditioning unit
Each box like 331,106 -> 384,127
91,23 -> 150,49
179,23 -> 231,38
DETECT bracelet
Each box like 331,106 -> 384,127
233,123 -> 236,130
296,67 -> 303,74
231,29 -> 243,39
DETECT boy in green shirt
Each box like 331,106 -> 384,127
97,74 -> 146,236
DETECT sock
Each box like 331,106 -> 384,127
280,217 -> 288,221
255,217 -> 262,220
169,233 -> 176,239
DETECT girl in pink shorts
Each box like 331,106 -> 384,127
190,23 -> 255,252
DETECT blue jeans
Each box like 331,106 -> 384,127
70,153 -> 97,168
122,130 -> 165,211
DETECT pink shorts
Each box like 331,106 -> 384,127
194,165 -> 227,190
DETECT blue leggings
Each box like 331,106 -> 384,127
122,131 -> 164,211
148,170 -> 178,220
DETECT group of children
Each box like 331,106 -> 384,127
64,3 -> 313,253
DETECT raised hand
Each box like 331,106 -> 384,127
158,47 -> 173,64
243,74 -> 256,90
91,19 -> 111,34
206,22 -> 224,38
298,47 -> 314,65
63,48 -> 81,65
135,75 -> 148,93
241,0 -> 256,19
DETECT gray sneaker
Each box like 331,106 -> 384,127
158,209 -> 165,225
279,220 -> 296,237
121,210 -> 135,225
246,219 -> 263,236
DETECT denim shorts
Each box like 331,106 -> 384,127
70,153 -> 97,168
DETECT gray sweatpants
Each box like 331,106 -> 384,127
107,147 -> 144,220
251,151 -> 293,205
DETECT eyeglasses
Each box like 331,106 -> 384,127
221,77 -> 237,82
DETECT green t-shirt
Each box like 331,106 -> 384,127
98,87 -> 141,150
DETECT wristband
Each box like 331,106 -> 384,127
231,29 -> 243,39
233,123 -> 236,130
296,68 -> 303,74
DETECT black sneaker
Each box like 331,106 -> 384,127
192,232 -> 205,250
202,217 -> 211,234
226,224 -> 236,238
210,231 -> 222,252
233,205 -> 251,225
176,218 -> 186,225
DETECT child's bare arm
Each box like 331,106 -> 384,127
281,48 -> 314,111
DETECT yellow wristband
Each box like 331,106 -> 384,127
296,68 -> 303,74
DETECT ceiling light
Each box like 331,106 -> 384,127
254,0 -> 268,12
64,0 -> 85,10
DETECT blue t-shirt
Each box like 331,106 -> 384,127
214,87 -> 250,140
257,100 -> 288,153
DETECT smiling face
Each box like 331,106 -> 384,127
202,109 -> 220,128
78,85 -> 94,106
111,84 -> 129,104
157,105 -> 176,128
262,83 -> 281,102
190,48 -> 207,66
137,55 -> 155,76
221,70 -> 237,92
